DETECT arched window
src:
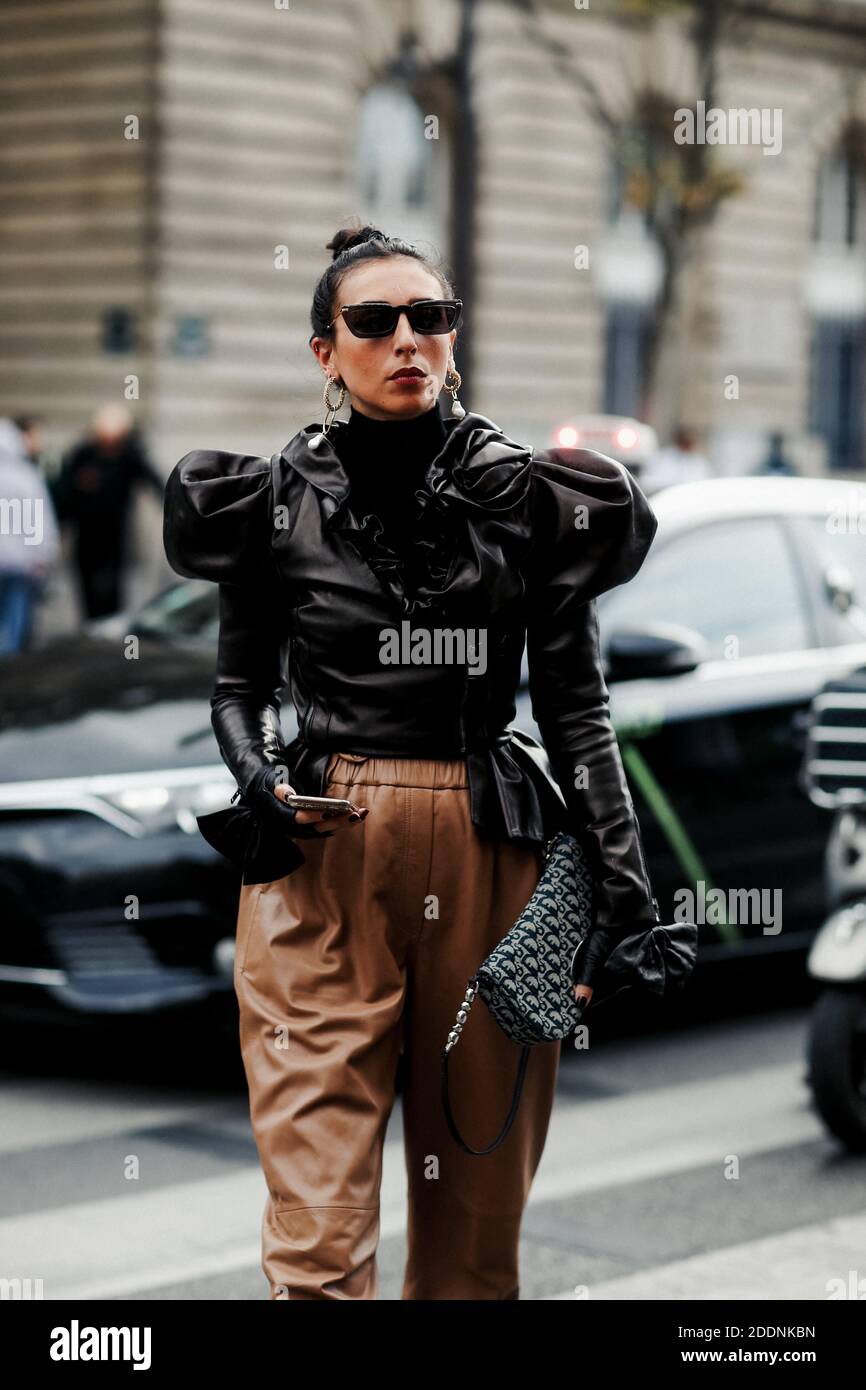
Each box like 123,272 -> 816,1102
598,107 -> 666,417
355,83 -> 450,254
813,146 -> 866,248
808,135 -> 866,472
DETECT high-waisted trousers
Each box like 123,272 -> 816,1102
234,751 -> 561,1300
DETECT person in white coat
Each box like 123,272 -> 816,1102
641,425 -> 714,494
0,417 -> 60,655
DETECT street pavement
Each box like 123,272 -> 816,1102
2,1005 -> 864,1301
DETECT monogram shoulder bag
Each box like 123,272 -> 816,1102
441,829 -> 698,1156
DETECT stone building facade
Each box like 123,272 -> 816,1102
2,0 -> 866,497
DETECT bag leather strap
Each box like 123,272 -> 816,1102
440,1036 -> 532,1156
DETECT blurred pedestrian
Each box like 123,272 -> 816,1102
0,418 -> 60,656
14,414 -> 46,468
754,430 -> 797,477
54,404 -> 164,620
642,425 -> 714,493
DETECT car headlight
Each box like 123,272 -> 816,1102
97,771 -> 237,834
0,766 -> 237,836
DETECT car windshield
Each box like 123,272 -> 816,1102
597,515 -> 812,660
133,581 -> 220,642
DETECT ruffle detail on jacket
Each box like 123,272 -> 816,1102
162,427 -> 656,603
406,496 -> 458,598
330,503 -> 459,617
325,410 -> 535,617
427,413 -> 535,516
464,727 -> 569,843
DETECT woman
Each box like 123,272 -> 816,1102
163,223 -> 661,1301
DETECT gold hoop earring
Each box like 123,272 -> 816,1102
310,375 -> 346,450
444,363 -> 465,420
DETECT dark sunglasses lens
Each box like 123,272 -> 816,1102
410,302 -> 455,333
342,301 -> 461,336
343,305 -> 396,337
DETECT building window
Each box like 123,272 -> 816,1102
599,111 -> 666,419
604,301 -> 650,417
813,148 -> 866,247
355,83 -> 449,252
809,319 -> 866,472
808,140 -> 866,472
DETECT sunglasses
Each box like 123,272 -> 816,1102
324,299 -> 463,339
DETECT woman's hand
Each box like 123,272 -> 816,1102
573,984 -> 593,1011
273,780 -> 369,835
242,765 -> 369,838
573,925 -> 621,1015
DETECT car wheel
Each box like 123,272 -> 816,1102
807,987 -> 866,1152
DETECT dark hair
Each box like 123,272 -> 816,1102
308,222 -> 456,345
14,414 -> 42,432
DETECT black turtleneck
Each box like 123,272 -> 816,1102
332,400 -> 448,553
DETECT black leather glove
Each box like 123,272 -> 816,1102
242,764 -> 334,840
573,915 -> 699,1012
573,925 -> 619,1000
528,593 -> 661,940
209,579 -> 290,791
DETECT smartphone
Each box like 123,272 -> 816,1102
283,794 -> 356,818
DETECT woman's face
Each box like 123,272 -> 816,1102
311,257 -> 457,421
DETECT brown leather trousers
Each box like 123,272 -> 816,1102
234,751 -> 561,1300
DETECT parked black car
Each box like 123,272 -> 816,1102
0,580 -> 289,1024
538,473 -> 866,964
2,472 -> 865,1022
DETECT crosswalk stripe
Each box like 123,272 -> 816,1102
531,1060 -> 821,1201
551,1209 -> 866,1300
0,1087 -> 227,1157
0,1059 -> 830,1299
0,1160 -> 411,1301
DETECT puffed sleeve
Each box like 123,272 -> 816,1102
527,446 -> 658,606
163,447 -> 309,886
525,446 -> 661,944
162,449 -> 275,583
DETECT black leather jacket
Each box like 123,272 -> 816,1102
162,408 -> 661,939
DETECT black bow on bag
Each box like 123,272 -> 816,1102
441,830 -> 698,1156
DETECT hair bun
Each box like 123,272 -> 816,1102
326,224 -> 388,262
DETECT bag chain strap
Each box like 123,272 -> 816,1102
440,834 -> 560,1156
